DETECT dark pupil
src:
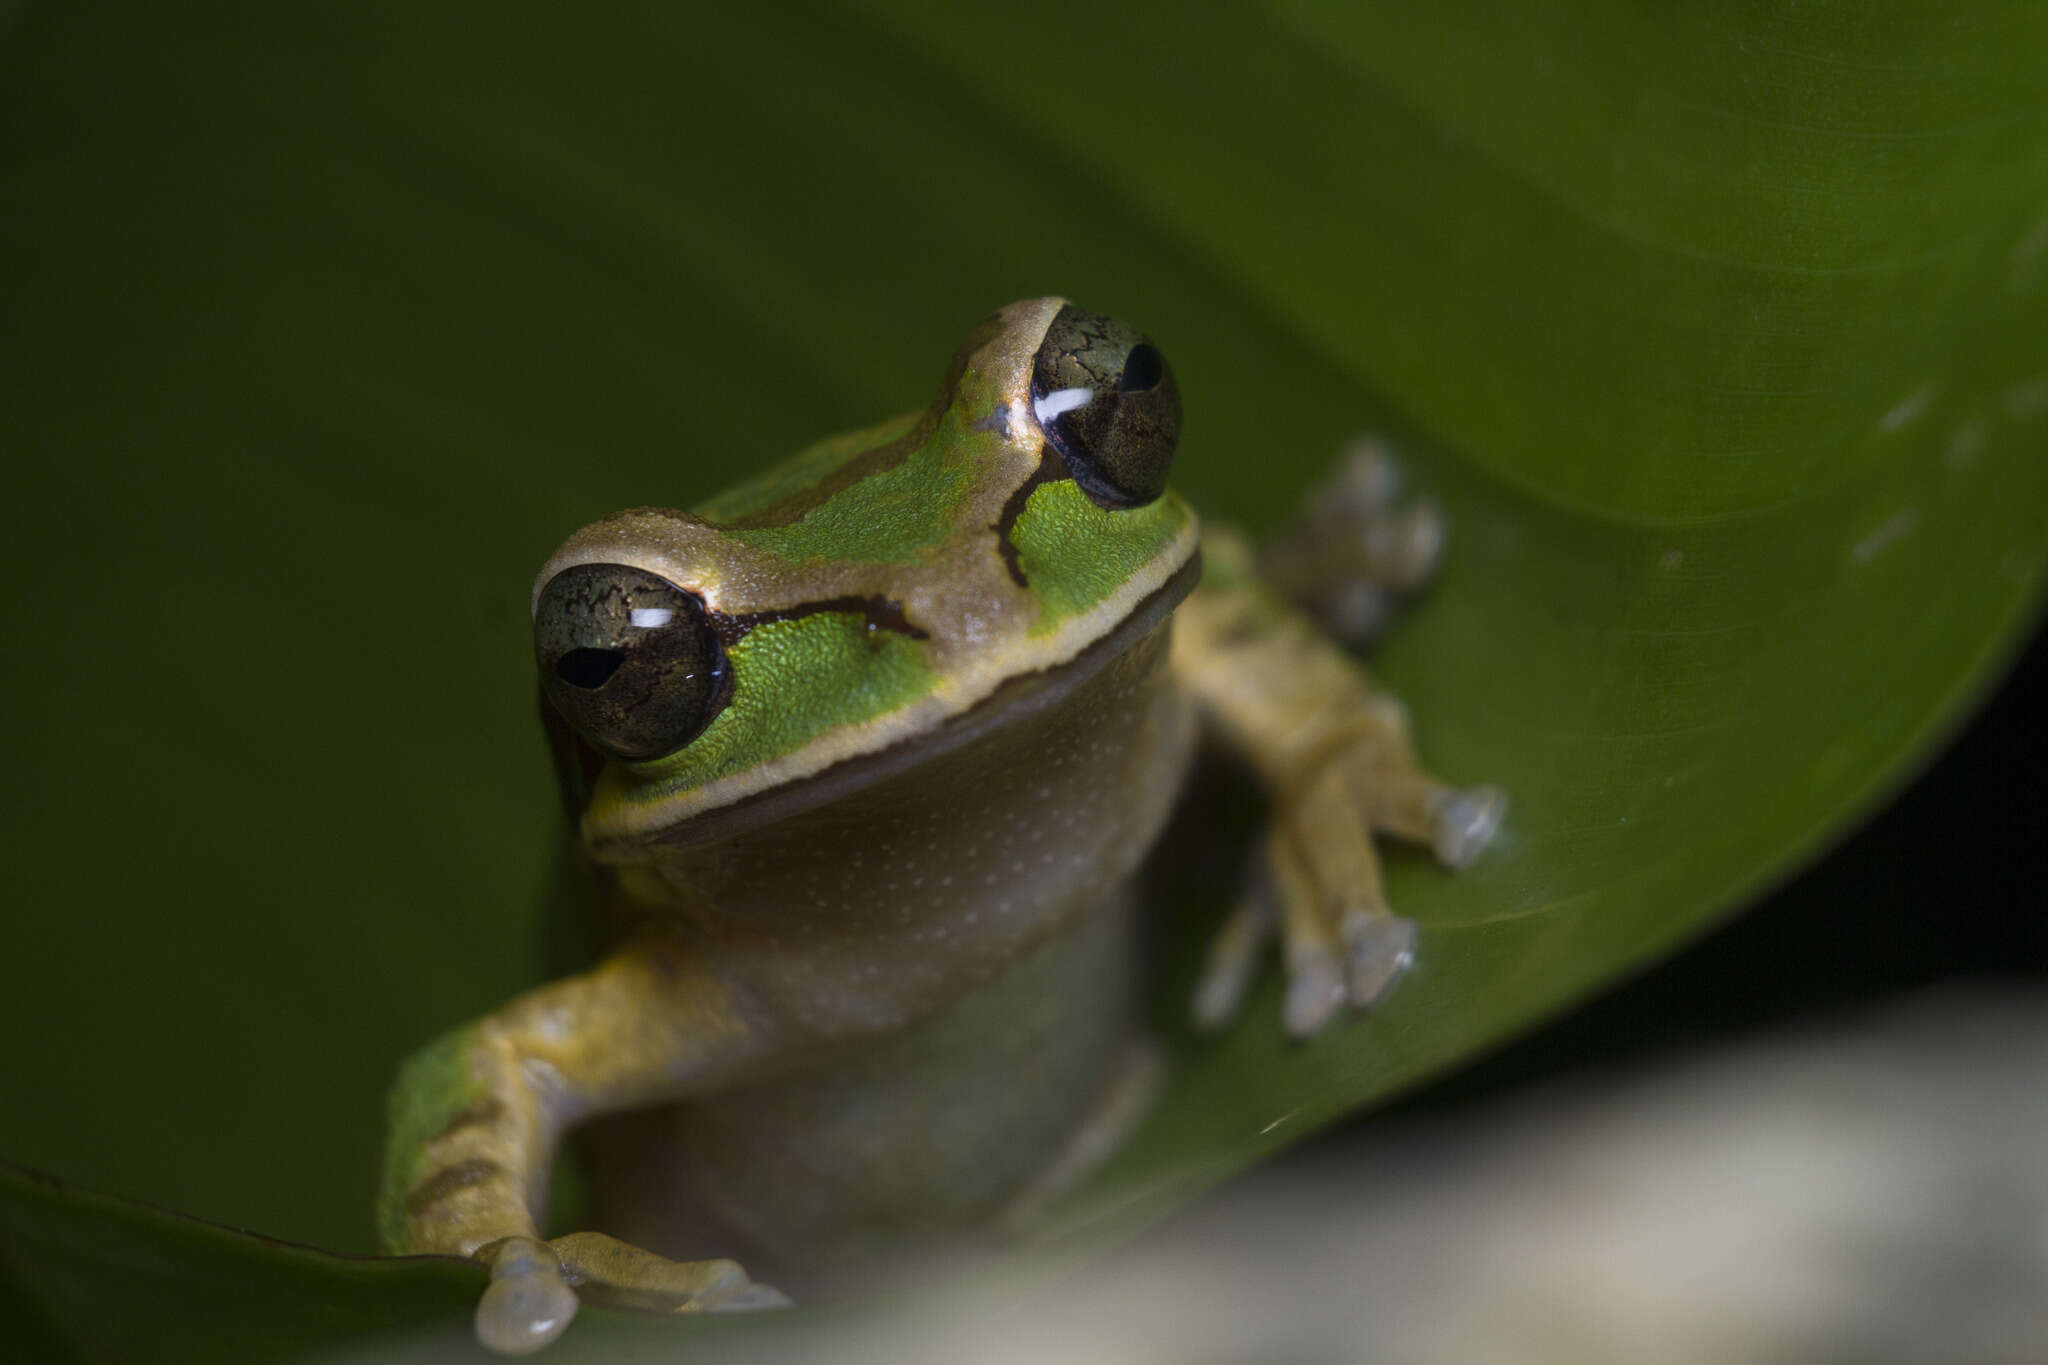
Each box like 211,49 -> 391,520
556,647 -> 624,690
1119,343 -> 1163,393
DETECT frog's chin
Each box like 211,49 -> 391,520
596,552 -> 1201,855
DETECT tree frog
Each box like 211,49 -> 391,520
378,298 -> 1502,1354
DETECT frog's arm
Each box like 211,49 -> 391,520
1171,517 -> 1503,1038
379,937 -> 777,1351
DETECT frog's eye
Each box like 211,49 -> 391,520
533,564 -> 727,762
1029,304 -> 1181,510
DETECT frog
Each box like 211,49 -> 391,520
377,297 -> 1504,1355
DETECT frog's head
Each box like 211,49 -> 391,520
531,297 -> 1200,851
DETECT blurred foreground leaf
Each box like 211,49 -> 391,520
3,0 -> 2043,1357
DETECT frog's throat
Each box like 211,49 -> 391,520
584,549 -> 1202,857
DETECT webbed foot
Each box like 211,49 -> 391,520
1194,755 -> 1505,1038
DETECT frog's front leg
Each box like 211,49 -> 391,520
378,937 -> 785,1354
1257,437 -> 1447,645
1173,511 -> 1504,1039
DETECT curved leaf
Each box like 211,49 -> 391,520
3,0 -> 2044,1356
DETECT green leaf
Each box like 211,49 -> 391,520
3,0 -> 2043,1357
0,1164 -> 486,1364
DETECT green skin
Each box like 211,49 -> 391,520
380,297 -> 1496,1355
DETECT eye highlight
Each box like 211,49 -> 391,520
533,564 -> 727,762
1029,305 -> 1181,510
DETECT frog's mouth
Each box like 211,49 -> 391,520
588,552 -> 1201,855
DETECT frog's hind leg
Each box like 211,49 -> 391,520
1258,436 -> 1447,645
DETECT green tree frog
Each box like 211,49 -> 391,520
378,298 -> 1502,1354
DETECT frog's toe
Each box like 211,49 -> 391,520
1433,783 -> 1507,869
1327,435 -> 1405,514
1340,910 -> 1419,1009
1191,894 -> 1276,1031
1261,440 -> 1448,640
1359,498 -> 1445,592
475,1237 -> 578,1357
1282,939 -> 1349,1039
1268,820 -> 1361,1039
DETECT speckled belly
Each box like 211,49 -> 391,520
583,621 -> 1195,1295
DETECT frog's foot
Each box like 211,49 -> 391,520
475,1237 -> 580,1357
1193,739 -> 1505,1040
474,1232 -> 790,1356
1260,436 -> 1446,645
